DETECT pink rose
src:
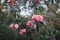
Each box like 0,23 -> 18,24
19,29 -> 26,36
7,0 -> 14,6
32,15 -> 37,22
10,23 -> 19,30
26,21 -> 33,28
32,15 -> 44,22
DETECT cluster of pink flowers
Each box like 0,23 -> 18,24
26,14 -> 44,28
10,23 -> 19,30
10,14 -> 44,36
32,15 -> 44,22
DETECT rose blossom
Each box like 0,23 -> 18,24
32,14 -> 44,22
19,29 -> 26,36
26,20 -> 33,28
10,23 -> 19,30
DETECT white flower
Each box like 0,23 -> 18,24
40,1 -> 44,4
19,7 -> 34,18
19,0 -> 34,18
56,8 -> 60,14
19,6 -> 25,10
20,10 -> 26,17
2,9 -> 7,12
1,0 -> 5,4
57,9 -> 60,12
40,1 -> 48,10
25,1 -> 29,8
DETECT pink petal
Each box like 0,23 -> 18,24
15,24 -> 19,29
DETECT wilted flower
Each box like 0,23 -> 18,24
34,0 -> 40,3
